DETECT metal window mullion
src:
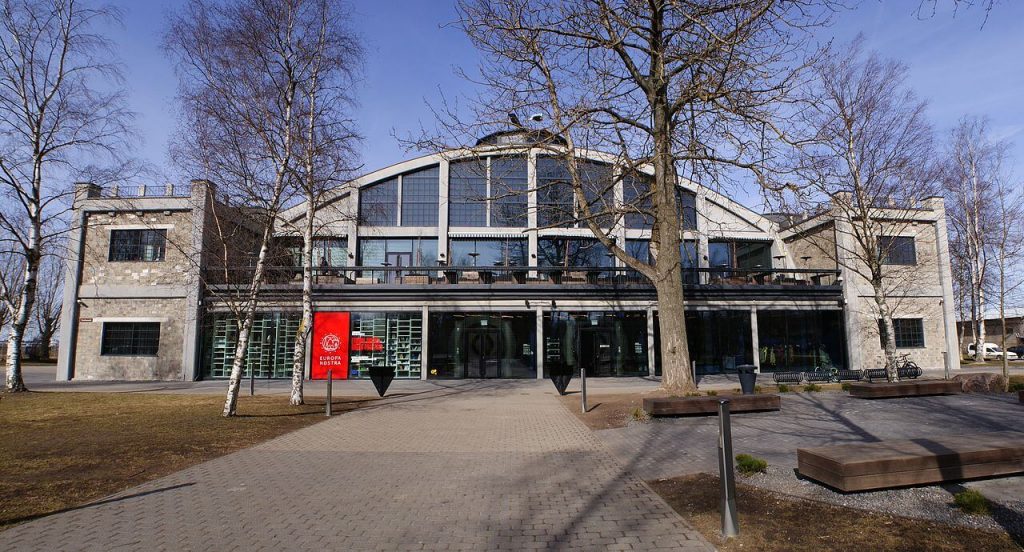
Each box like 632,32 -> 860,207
485,157 -> 492,227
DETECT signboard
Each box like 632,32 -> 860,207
311,312 -> 350,380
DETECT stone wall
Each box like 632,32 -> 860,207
73,297 -> 187,380
849,296 -> 949,370
80,210 -> 197,287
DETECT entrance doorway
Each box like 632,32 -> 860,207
465,328 -> 502,378
385,252 -> 412,283
579,327 -> 614,377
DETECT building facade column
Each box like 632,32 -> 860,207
535,307 -> 545,379
646,307 -> 656,376
420,305 -> 429,380
750,306 -> 760,373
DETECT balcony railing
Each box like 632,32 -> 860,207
211,265 -> 841,288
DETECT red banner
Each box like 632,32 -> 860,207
311,312 -> 350,380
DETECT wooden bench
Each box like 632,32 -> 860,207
643,394 -> 781,417
848,380 -> 961,399
797,431 -> 1024,492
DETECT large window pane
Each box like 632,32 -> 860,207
735,241 -> 771,269
428,312 -> 536,378
450,238 -> 527,267
880,235 -> 917,265
359,178 -> 398,226
108,229 -> 167,262
202,313 -> 298,378
401,166 -> 439,226
349,312 -> 422,379
536,157 -> 575,228
538,238 -> 614,268
543,311 -> 649,377
449,159 -> 487,226
101,322 -> 161,355
490,157 -> 528,226
653,311 -> 752,376
759,310 -> 846,372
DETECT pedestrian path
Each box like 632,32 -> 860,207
2,380 -> 713,551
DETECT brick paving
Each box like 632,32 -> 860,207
594,391 -> 1024,480
2,380 -> 713,551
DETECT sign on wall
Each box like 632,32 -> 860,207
311,311 -> 350,380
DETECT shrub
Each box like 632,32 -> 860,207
841,382 -> 852,391
803,384 -> 822,392
707,390 -> 718,396
953,489 -> 990,515
629,406 -> 651,424
753,385 -> 763,394
685,392 -> 701,397
735,453 -> 768,476
1009,382 -> 1024,392
777,384 -> 790,393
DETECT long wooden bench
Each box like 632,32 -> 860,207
848,380 -> 961,399
643,394 -> 781,417
797,431 -> 1024,492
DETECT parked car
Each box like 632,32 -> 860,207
1008,345 -> 1024,358
966,342 -> 1020,361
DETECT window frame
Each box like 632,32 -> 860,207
879,235 -> 917,266
100,322 -> 161,356
878,318 -> 926,349
107,228 -> 167,263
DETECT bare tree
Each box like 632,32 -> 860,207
942,117 -> 1004,363
431,0 -> 829,393
283,0 -> 361,406
167,0 -> 323,416
990,167 -> 1023,389
0,0 -> 132,392
32,251 -> 64,360
781,39 -> 937,381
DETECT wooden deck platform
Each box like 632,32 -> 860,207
797,431 -> 1024,492
642,394 -> 781,417
847,380 -> 961,399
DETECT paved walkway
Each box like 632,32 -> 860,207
2,381 -> 713,551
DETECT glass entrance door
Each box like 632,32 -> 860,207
580,327 -> 615,377
386,252 -> 412,283
465,328 -> 502,378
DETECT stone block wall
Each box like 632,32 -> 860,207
850,296 -> 949,371
73,297 -> 188,380
80,211 -> 197,287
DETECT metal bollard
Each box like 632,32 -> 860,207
325,369 -> 333,417
943,351 -> 950,380
718,399 -> 739,538
580,365 -> 588,413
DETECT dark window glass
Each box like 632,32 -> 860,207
543,311 -> 649,377
490,157 -> 528,226
653,311 -> 752,376
401,166 -> 439,226
449,159 -> 487,227
708,241 -> 733,270
677,189 -> 697,230
579,162 -> 615,228
450,238 -> 528,267
108,229 -> 166,262
428,312 -> 537,378
359,178 -> 398,226
536,157 -> 575,228
879,236 -> 916,265
879,318 -> 925,348
757,310 -> 846,372
735,242 -> 772,269
538,238 -> 614,268
101,322 -> 160,355
625,239 -> 652,265
622,174 -> 654,230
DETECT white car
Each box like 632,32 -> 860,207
966,342 -> 1020,361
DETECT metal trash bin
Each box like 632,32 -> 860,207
737,364 -> 757,395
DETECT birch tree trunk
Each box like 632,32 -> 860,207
290,195 -> 315,405
872,276 -> 900,382
4,199 -> 40,392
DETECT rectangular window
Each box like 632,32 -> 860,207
108,229 -> 166,262
879,236 -> 916,265
450,238 -> 527,267
489,157 -> 528,226
359,178 -> 398,226
449,159 -> 488,226
536,157 -> 575,228
101,322 -> 161,356
400,166 -> 439,226
879,318 -> 925,348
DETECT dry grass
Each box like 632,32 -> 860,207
0,391 -> 370,529
649,473 -> 1019,551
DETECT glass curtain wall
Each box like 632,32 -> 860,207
428,313 -> 536,378
202,313 -> 300,378
623,239 -> 699,283
543,311 -> 649,377
450,238 -> 528,267
400,166 -> 439,226
349,312 -> 422,379
358,238 -> 438,282
538,238 -> 615,268
653,311 -> 753,376
757,310 -> 846,372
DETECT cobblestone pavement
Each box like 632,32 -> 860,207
595,391 -> 1023,480
2,380 -> 713,551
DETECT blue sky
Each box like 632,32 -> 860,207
108,1 -> 1024,209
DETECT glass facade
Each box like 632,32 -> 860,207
359,177 -> 398,226
538,237 -> 614,268
544,312 -> 650,377
759,310 -> 847,372
450,238 -> 528,267
448,157 -> 528,227
428,313 -> 536,378
490,157 -> 528,226
621,174 -> 697,231
654,310 -> 753,376
449,159 -> 487,226
536,157 -> 616,228
401,166 -> 440,226
202,313 -> 299,378
349,312 -> 422,379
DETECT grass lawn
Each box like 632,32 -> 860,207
650,473 -> 1020,551
0,392 -> 370,530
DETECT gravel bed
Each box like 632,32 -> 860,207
736,465 -> 1024,538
